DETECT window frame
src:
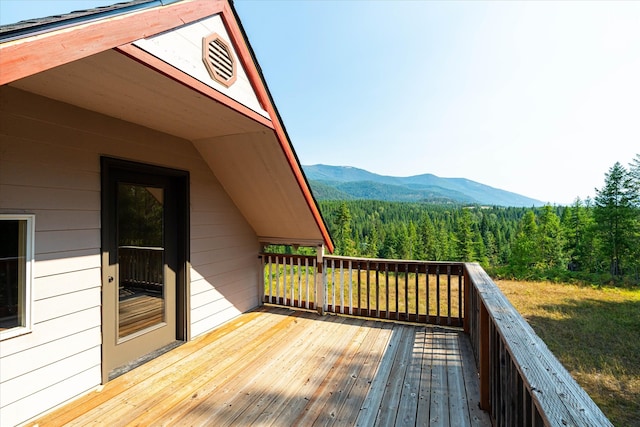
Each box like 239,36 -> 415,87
0,214 -> 35,340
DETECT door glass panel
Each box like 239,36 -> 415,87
117,183 -> 165,338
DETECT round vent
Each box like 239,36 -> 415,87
202,33 -> 237,87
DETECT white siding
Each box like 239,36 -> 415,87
133,14 -> 269,119
0,86 -> 260,426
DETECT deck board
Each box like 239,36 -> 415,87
29,306 -> 490,427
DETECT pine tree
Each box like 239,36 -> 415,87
594,162 -> 636,277
537,205 -> 565,270
455,209 -> 475,262
510,210 -> 538,274
416,214 -> 436,260
335,202 -> 356,256
629,154 -> 640,205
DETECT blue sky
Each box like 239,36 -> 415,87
2,1 -> 639,204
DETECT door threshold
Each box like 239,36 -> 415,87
108,340 -> 184,381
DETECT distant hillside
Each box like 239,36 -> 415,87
303,164 -> 544,207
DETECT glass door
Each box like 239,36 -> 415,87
102,159 -> 187,382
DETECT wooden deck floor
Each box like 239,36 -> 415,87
30,306 -> 490,427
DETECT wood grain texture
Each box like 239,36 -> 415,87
27,307 -> 489,427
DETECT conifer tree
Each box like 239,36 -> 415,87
537,205 -> 565,270
335,202 -> 356,256
510,210 -> 538,274
455,209 -> 475,262
594,162 -> 636,276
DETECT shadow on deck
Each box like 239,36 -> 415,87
30,306 -> 490,426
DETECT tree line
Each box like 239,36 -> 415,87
319,154 -> 640,285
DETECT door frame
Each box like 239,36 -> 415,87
100,157 -> 190,383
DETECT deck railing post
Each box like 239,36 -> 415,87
316,244 -> 325,315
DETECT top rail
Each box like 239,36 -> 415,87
464,262 -> 612,427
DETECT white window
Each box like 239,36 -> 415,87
0,215 -> 34,340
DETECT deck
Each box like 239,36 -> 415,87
31,306 -> 489,426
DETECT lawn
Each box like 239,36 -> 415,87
496,280 -> 640,427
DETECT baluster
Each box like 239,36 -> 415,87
340,259 -> 345,314
395,263 -> 399,321
305,257 -> 310,309
385,263 -> 390,319
447,264 -> 452,326
366,261 -> 370,316
297,257 -> 302,308
275,256 -> 281,305
357,262 -> 361,316
268,255 -> 273,302
405,263 -> 409,321
458,265 -> 463,326
348,260 -> 353,315
330,258 -> 336,313
415,264 -> 419,322
375,262 -> 380,319
426,264 -> 430,323
436,265 -> 441,325
289,257 -> 294,307
323,259 -> 328,312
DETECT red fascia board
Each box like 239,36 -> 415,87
115,44 -> 274,129
219,3 -> 335,253
0,0 -> 225,85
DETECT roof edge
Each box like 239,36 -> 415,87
0,0 -> 225,85
0,0 -> 175,44
226,0 -> 335,253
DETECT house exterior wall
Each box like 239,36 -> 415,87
0,86 -> 260,426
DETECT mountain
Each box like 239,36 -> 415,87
303,164 -> 544,207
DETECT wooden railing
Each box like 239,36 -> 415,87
261,254 -> 464,327
464,262 -> 612,427
118,246 -> 164,292
261,253 -> 612,426
262,254 -> 318,310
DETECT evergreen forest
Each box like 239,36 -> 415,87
315,155 -> 640,285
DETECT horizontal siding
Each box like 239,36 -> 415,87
1,367 -> 101,427
0,346 -> 101,407
0,327 -> 101,383
34,250 -> 100,278
1,87 -> 260,426
0,308 -> 100,358
33,287 -> 101,324
32,267 -> 101,301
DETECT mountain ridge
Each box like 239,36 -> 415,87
303,164 -> 544,207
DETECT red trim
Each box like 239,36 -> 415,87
220,4 -> 335,253
115,44 -> 274,129
0,0 -> 225,85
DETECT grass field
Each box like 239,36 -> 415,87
496,280 -> 640,427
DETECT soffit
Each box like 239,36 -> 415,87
9,49 -> 264,141
8,48 -> 324,245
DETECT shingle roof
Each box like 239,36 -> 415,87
0,0 -> 166,42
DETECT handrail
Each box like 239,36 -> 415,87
464,262 -> 612,426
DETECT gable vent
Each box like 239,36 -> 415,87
202,33 -> 237,88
